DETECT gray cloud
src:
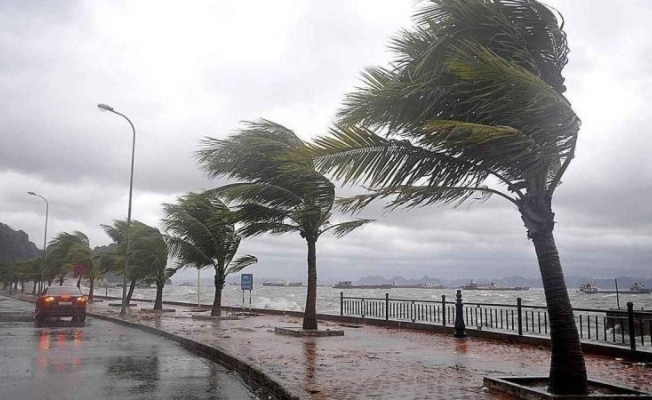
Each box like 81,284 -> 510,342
1,0 -> 651,284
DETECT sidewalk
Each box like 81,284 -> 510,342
4,291 -> 650,399
83,299 -> 651,399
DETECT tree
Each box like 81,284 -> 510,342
163,192 -> 257,316
101,220 -> 151,305
128,222 -> 177,310
46,232 -> 103,300
196,120 -> 372,329
308,0 -> 585,394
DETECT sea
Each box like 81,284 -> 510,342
94,284 -> 652,313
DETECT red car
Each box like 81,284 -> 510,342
35,286 -> 88,326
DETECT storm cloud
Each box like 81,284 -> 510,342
1,0 -> 651,283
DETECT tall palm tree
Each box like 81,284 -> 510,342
197,120 -> 372,329
308,0 -> 585,394
163,192 -> 258,317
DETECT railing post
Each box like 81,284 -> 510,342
454,289 -> 467,338
517,297 -> 523,336
442,294 -> 447,326
385,293 -> 389,321
627,302 -> 636,352
361,298 -> 365,319
340,292 -> 343,316
411,300 -> 415,323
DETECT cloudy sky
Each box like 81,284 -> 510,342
2,0 -> 651,283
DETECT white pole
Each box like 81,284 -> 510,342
197,268 -> 201,308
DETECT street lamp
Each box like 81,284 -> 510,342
27,192 -> 48,293
98,103 -> 136,316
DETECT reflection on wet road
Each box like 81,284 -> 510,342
0,296 -> 256,399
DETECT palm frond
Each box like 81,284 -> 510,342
320,219 -> 374,238
337,184 -> 505,214
310,124 -> 488,189
225,255 -> 258,275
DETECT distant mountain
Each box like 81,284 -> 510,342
0,223 -> 40,264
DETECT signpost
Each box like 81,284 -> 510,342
241,274 -> 253,311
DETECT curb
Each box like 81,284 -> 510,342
86,311 -> 309,400
1,293 -> 307,400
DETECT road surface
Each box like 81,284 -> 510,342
0,295 -> 257,399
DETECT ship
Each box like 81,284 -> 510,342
461,281 -> 529,291
333,281 -> 394,289
578,282 -> 599,294
594,282 -> 651,295
333,281 -> 446,289
393,283 -> 447,289
262,280 -> 302,287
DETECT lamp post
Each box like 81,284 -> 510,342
27,192 -> 48,293
98,103 -> 136,316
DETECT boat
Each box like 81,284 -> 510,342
393,283 -> 447,289
262,281 -> 302,287
333,281 -> 394,289
629,282 -> 651,294
596,282 -> 651,295
578,282 -> 599,294
333,281 -> 446,289
461,281 -> 529,291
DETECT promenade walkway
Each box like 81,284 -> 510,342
87,300 -> 650,399
4,291 -> 650,399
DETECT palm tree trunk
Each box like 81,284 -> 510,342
212,272 -> 225,316
532,229 -> 587,394
20,281 -> 25,292
302,238 -> 318,330
32,281 -> 37,294
154,281 -> 164,310
126,279 -> 136,304
88,277 -> 95,302
58,275 -> 65,286
519,193 -> 587,395
76,276 -> 81,288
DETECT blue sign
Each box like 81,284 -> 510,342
241,274 -> 253,291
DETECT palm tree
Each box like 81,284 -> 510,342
196,120 -> 372,329
308,0 -> 585,394
163,192 -> 258,316
46,232 -> 102,300
101,220 -> 153,305
128,222 -> 177,310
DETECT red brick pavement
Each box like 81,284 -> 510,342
85,301 -> 651,399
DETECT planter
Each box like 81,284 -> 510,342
484,376 -> 652,399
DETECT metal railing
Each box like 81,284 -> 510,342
340,292 -> 652,351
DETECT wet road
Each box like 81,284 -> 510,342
0,296 -> 257,400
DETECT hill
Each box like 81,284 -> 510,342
0,223 -> 40,264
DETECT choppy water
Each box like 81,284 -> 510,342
94,285 -> 652,313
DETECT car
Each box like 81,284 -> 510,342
35,286 -> 88,326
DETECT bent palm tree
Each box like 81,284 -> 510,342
309,0 -> 585,394
123,222 -> 176,310
163,192 -> 257,316
197,120 -> 372,329
46,232 -> 102,300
